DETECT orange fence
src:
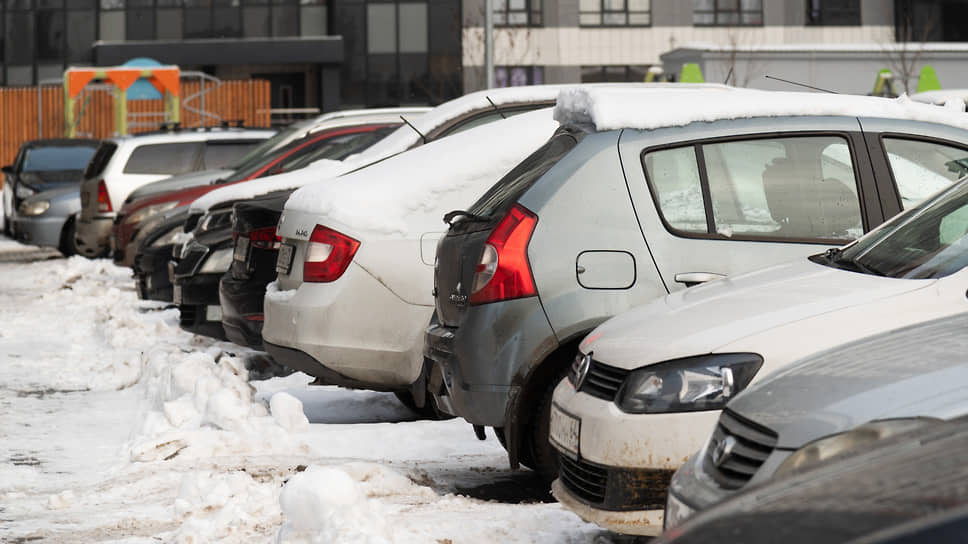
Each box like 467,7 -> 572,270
0,79 -> 271,171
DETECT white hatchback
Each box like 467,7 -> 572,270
549,178 -> 968,536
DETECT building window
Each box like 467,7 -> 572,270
806,0 -> 860,25
580,0 -> 650,26
495,66 -> 543,87
494,0 -> 542,27
693,0 -> 763,26
581,65 -> 649,83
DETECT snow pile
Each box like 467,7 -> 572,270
171,470 -> 282,544
555,87 -> 968,132
282,108 -> 558,236
270,392 -> 310,432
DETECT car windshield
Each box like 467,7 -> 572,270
827,177 -> 968,279
226,122 -> 308,171
22,145 -> 97,171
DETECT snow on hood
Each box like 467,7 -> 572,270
582,258 -> 933,369
554,88 -> 968,132
727,312 -> 968,449
281,108 -> 559,237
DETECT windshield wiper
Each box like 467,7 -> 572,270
831,251 -> 883,276
443,210 -> 490,226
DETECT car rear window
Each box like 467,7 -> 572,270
123,142 -> 201,175
83,141 -> 118,179
22,145 -> 97,172
468,129 -> 579,219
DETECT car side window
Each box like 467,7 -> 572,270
123,142 -> 201,175
202,141 -> 261,170
882,138 -> 968,210
642,146 -> 706,233
645,135 -> 863,242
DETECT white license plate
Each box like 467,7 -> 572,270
233,236 -> 249,262
276,243 -> 294,274
173,285 -> 182,304
549,403 -> 580,459
206,305 -> 223,322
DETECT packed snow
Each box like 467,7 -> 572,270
554,87 -> 968,132
282,108 -> 559,237
0,237 -> 604,543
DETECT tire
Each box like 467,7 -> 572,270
527,365 -> 569,486
58,217 -> 78,257
394,389 -> 454,420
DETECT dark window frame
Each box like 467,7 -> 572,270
494,0 -> 542,27
641,130 -> 868,245
580,0 -> 651,27
693,0 -> 763,27
805,0 -> 860,26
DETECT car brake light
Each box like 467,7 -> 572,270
469,204 -> 538,305
303,225 -> 360,283
249,226 -> 281,250
97,180 -> 112,213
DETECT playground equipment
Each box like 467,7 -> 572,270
63,64 -> 181,137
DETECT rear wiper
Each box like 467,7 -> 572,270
443,210 -> 490,226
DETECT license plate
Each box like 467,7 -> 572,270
276,243 -> 294,274
549,403 -> 580,459
173,285 -> 182,304
206,305 -> 223,322
233,236 -> 249,262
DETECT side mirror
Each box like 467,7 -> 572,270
2,165 -> 14,175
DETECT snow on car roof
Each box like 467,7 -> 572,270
554,87 -> 968,132
282,108 -> 558,237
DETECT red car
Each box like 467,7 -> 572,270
111,122 -> 397,266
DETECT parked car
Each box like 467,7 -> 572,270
132,207 -> 191,301
664,296 -> 968,529
549,168 -> 968,535
2,138 -> 99,239
219,190 -> 292,349
261,107 -> 560,416
112,119 -> 400,267
13,187 -> 84,255
655,399 -> 968,544
425,86 -> 968,492
74,126 -> 275,258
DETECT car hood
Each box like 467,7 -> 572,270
125,168 -> 230,203
23,185 -> 79,204
583,258 -> 932,369
727,312 -> 968,449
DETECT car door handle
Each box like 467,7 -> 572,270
674,272 -> 726,287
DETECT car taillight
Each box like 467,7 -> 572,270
303,225 -> 360,283
469,204 -> 538,305
249,226 -> 281,250
97,180 -> 112,213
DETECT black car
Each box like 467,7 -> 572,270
219,191 -> 291,349
2,138 -> 99,235
653,415 -> 968,544
132,207 -> 191,301
171,205 -> 235,339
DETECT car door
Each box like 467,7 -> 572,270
620,116 -> 882,292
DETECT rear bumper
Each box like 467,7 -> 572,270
13,215 -> 64,249
219,274 -> 269,350
75,215 -> 113,258
174,272 -> 223,339
133,244 -> 174,301
178,303 -> 227,340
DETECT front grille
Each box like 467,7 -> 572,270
570,357 -> 630,402
559,455 -> 607,504
703,410 -> 778,490
179,304 -> 197,328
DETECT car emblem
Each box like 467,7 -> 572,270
449,281 -> 468,306
711,435 -> 737,468
573,352 -> 592,391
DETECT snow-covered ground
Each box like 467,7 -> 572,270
0,236 -> 604,543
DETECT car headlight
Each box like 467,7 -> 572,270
774,418 -> 941,478
18,199 -> 49,216
127,201 -> 178,226
150,225 -> 183,248
616,353 -> 763,413
196,209 -> 232,234
199,247 -> 233,274
15,184 -> 36,199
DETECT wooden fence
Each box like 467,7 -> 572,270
0,79 -> 271,172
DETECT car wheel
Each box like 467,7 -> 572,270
393,389 -> 454,420
527,365 -> 569,486
59,217 -> 78,257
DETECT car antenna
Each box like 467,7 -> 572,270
723,67 -> 734,85
399,115 -> 428,145
764,75 -> 838,94
486,96 -> 507,119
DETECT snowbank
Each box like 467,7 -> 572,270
282,108 -> 558,237
554,87 -> 968,132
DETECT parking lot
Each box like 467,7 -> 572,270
0,237 -> 606,543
